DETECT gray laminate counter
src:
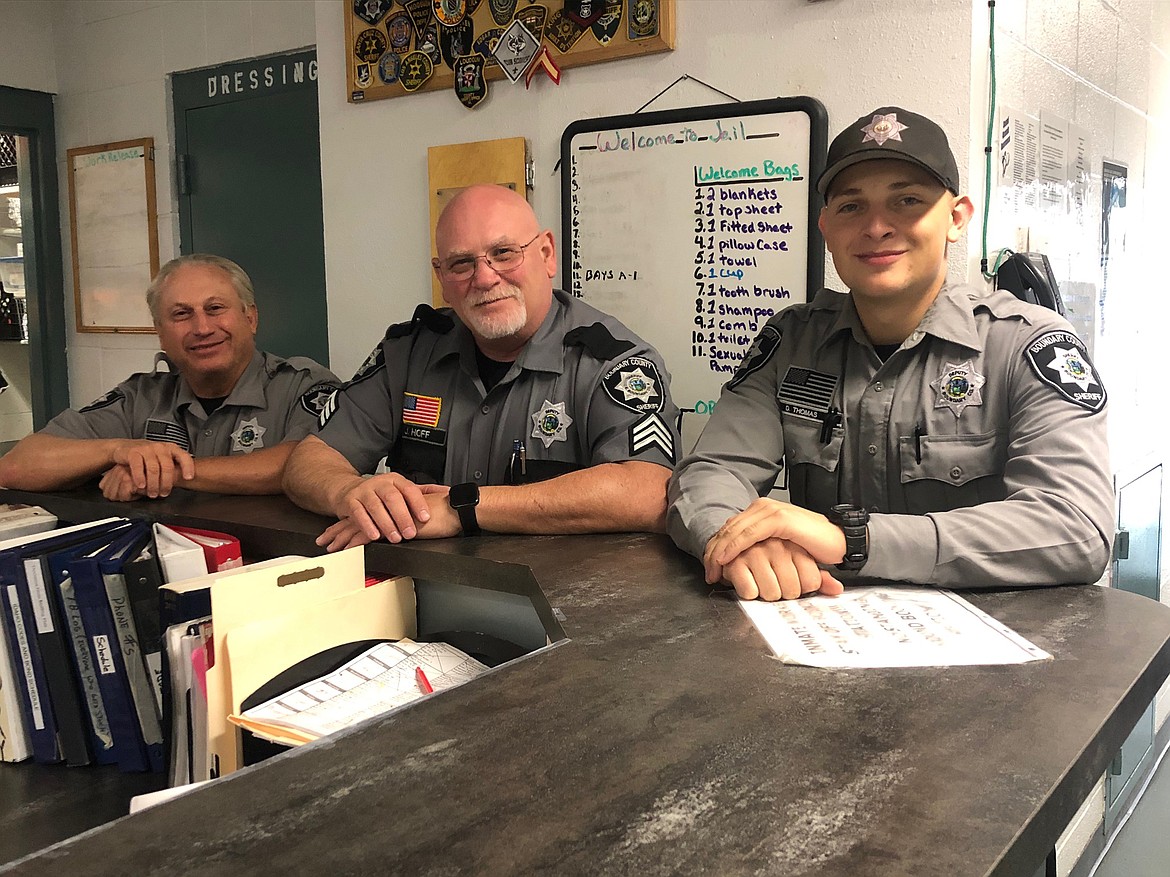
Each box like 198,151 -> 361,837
2,490 -> 1168,877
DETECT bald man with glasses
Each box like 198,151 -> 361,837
284,184 -> 680,546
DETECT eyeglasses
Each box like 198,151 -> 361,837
434,233 -> 543,281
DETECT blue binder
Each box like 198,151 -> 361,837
0,518 -> 130,764
99,526 -> 166,773
65,524 -> 156,772
43,527 -> 141,766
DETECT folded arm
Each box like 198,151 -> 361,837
315,460 -> 671,550
0,432 -> 195,495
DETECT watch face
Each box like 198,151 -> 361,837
450,482 -> 479,507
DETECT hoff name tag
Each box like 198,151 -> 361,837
400,423 -> 447,447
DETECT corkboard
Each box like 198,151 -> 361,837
345,0 -> 675,104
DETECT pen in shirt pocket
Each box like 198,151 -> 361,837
819,407 -> 842,444
913,423 -> 926,464
508,438 -> 527,484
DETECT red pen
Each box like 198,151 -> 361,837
415,666 -> 434,694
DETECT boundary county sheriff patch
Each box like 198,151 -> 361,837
300,384 -> 340,418
728,325 -> 782,390
1025,331 -> 1107,413
602,356 -> 664,413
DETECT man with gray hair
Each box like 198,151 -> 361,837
0,254 -> 337,500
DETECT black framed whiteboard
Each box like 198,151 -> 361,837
561,96 -> 827,445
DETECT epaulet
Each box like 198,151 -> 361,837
385,304 -> 455,339
564,322 -> 635,361
279,355 -> 326,372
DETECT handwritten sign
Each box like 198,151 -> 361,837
67,138 -> 159,333
561,99 -> 826,446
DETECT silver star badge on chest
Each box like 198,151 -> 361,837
930,360 -> 986,417
230,417 -> 267,453
531,400 -> 573,448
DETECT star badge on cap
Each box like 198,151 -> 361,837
861,113 -> 909,146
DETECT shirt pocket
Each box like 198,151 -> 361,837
782,415 -> 844,512
898,430 -> 1007,511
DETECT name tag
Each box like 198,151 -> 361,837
400,424 -> 446,447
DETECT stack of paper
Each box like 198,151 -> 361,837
229,640 -> 487,746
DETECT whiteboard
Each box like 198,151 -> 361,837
561,97 -> 827,446
67,138 -> 159,332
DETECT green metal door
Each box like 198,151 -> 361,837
173,51 -> 328,366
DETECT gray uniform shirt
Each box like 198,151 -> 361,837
667,283 -> 1113,588
315,289 -> 679,486
43,350 -> 338,456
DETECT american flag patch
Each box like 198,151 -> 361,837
778,366 -> 838,421
144,419 -> 191,451
402,393 -> 442,428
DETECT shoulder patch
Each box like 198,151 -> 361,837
564,322 -> 636,361
1024,330 -> 1107,413
602,356 -> 665,413
348,345 -> 387,385
728,325 -> 782,390
629,412 -> 676,464
299,382 -> 341,418
79,388 -> 126,413
385,303 -> 455,339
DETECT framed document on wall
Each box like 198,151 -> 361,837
67,138 -> 160,333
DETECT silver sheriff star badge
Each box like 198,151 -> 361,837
531,400 -> 573,448
230,417 -> 267,453
1047,346 -> 1096,391
930,360 -> 986,417
614,368 -> 658,404
861,112 -> 909,146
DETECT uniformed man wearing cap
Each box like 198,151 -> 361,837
0,254 -> 338,501
284,184 -> 679,546
667,107 -> 1113,601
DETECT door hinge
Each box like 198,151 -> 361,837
177,154 -> 191,196
1114,529 -> 1130,561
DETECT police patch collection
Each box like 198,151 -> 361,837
347,0 -> 666,106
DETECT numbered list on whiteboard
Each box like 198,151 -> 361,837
568,114 -> 811,420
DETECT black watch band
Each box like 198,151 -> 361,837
827,503 -> 869,571
448,482 -> 481,536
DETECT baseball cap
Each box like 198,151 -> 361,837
816,107 -> 960,198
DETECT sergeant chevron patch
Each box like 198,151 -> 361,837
629,412 -> 675,464
317,388 -> 340,428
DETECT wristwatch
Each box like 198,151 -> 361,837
827,503 -> 869,571
448,482 -> 481,536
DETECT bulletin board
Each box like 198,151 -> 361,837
345,0 -> 675,104
561,97 -> 827,443
67,138 -> 160,333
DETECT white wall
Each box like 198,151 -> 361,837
314,0 -> 976,380
44,0 -> 317,409
0,0 -> 57,92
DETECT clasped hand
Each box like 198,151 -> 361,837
316,473 -> 457,551
99,440 -> 196,501
703,498 -> 847,601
